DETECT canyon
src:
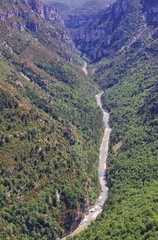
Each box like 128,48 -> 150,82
1,0 -> 158,239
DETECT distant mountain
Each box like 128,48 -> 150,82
0,0 -> 103,239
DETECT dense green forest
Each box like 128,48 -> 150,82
72,63 -> 158,233
1,0 -> 158,239
70,0 -> 158,239
0,0 -> 104,239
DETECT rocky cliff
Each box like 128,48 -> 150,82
0,0 -> 63,23
143,0 -> 158,26
20,0 -> 64,24
65,14 -> 94,29
45,0 -> 113,33
0,0 -> 75,62
66,0 -> 158,61
0,0 -> 68,43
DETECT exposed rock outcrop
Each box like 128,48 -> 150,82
0,0 -> 72,60
65,0 -> 158,62
19,0 -> 64,24
65,0 -> 143,61
0,0 -> 66,38
65,14 -> 94,29
143,0 -> 158,26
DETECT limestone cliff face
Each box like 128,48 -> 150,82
0,0 -> 72,60
19,0 -> 64,24
66,0 -> 158,62
66,0 -> 143,61
143,0 -> 158,26
0,0 -> 66,37
65,14 -> 94,29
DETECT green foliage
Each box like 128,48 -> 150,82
0,55 -> 103,238
72,1 -> 158,239
0,0 -> 104,239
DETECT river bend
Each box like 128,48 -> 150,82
61,64 -> 111,239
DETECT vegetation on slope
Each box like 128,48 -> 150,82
0,1 -> 103,239
70,0 -> 158,239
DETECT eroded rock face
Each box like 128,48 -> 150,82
65,14 -> 94,29
66,0 -> 143,61
19,0 -> 64,24
0,0 -> 71,60
143,0 -> 158,26
65,0 -> 158,62
0,0 -> 65,32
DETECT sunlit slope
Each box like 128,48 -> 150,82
71,0 -> 158,239
0,0 -> 103,239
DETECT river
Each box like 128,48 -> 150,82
61,63 -> 111,240
82,61 -> 88,75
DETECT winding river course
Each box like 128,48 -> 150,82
61,63 -> 111,239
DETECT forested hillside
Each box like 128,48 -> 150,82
69,0 -> 158,239
0,0 -> 103,239
1,0 -> 158,239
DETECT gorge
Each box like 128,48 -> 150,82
1,0 -> 158,239
61,67 -> 111,239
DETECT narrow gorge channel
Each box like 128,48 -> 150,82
61,64 -> 111,240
